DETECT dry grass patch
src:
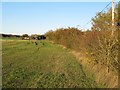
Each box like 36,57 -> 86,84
71,50 -> 118,88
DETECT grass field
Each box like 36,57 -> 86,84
2,39 -> 101,88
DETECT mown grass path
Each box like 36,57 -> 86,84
2,40 -> 100,88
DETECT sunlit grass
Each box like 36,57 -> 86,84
2,39 -> 100,88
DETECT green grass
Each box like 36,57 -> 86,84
2,37 -> 22,40
2,39 -> 101,88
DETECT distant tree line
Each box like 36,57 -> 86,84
1,33 -> 46,40
1,34 -> 21,38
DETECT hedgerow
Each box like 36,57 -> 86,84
45,4 -> 120,73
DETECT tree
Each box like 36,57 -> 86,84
44,30 -> 54,41
91,4 -> 118,32
22,34 -> 29,37
85,4 -> 119,73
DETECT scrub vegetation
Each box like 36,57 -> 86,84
45,4 -> 120,73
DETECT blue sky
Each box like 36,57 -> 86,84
1,2 -> 118,35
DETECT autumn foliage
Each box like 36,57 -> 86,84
45,4 -> 120,73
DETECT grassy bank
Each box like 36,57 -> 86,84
71,51 -> 118,88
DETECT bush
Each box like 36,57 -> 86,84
81,29 -> 119,72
